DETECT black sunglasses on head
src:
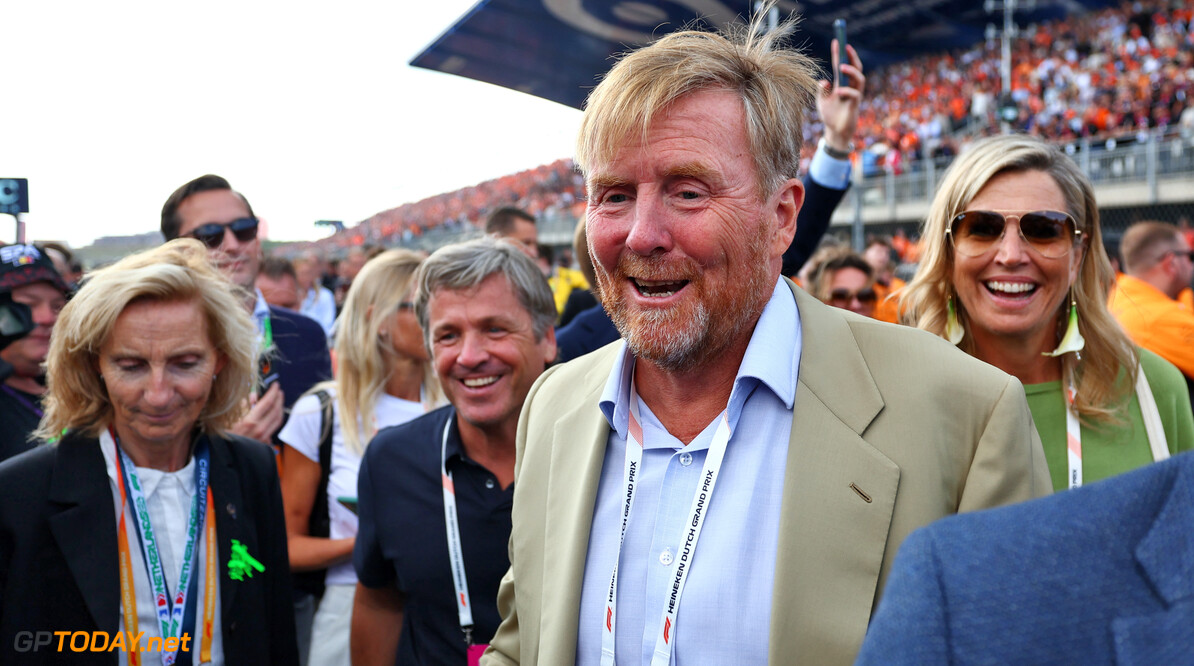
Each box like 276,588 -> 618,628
187,217 -> 259,249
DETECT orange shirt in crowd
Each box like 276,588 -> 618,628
1108,274 -> 1194,379
873,277 -> 906,325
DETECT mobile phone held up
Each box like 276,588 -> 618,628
259,352 -> 280,393
833,18 -> 848,89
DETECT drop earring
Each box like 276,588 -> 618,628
945,295 -> 965,345
1044,290 -> 1085,357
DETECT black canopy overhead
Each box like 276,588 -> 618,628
411,0 -> 1117,110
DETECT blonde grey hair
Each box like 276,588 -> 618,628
576,5 -> 820,198
35,239 -> 256,441
414,237 -> 555,351
901,133 -> 1137,422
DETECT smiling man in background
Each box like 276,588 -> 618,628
352,237 -> 556,665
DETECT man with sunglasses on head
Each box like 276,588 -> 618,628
1111,220 -> 1194,387
161,174 -> 332,446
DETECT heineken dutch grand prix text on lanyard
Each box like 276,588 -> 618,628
601,372 -> 734,666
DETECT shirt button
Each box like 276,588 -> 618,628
659,549 -> 674,566
485,478 -> 495,489
679,452 -> 693,466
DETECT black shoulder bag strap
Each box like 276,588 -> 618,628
295,389 -> 335,599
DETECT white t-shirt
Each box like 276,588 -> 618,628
279,387 -> 424,585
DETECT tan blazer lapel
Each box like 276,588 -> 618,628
538,353 -> 616,663
769,285 -> 900,663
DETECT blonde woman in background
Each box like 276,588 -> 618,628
280,249 -> 440,666
901,133 -> 1193,491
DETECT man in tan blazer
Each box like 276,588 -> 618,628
483,9 -> 1052,666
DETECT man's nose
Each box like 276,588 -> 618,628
31,303 -> 57,326
624,196 -> 673,256
456,330 -> 490,368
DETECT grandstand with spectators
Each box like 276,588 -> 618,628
292,0 -> 1194,268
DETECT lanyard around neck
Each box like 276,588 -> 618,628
601,372 -> 733,666
440,412 -> 477,646
1064,374 -> 1083,489
113,431 -> 217,665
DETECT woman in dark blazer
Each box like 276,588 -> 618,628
0,239 -> 298,665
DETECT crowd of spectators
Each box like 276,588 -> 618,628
822,0 -> 1194,177
304,159 -> 585,253
296,2 -> 1194,262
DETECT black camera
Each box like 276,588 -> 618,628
0,293 -> 34,383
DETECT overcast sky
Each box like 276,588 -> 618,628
2,0 -> 583,246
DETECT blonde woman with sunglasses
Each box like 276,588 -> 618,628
278,249 -> 442,666
902,133 -> 1193,491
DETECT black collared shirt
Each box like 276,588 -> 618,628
355,405 -> 514,665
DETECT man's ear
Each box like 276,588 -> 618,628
540,326 -> 558,366
770,177 -> 804,258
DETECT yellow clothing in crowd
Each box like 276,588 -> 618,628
1108,273 -> 1194,378
549,266 -> 589,314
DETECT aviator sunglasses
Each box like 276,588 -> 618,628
947,210 -> 1081,259
187,217 -> 260,249
829,287 -> 876,304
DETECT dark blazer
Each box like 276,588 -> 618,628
268,305 -> 332,413
554,305 -> 619,365
781,174 -> 849,277
858,451 -> 1194,665
0,432 -> 299,665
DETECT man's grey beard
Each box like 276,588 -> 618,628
611,299 -> 713,373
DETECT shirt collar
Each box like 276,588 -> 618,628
599,278 -> 800,435
101,428 -> 198,498
253,288 -> 271,323
441,407 -> 469,466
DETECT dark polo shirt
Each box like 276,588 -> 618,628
0,385 -> 42,463
355,405 -> 513,665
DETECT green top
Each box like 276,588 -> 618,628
1026,348 -> 1194,492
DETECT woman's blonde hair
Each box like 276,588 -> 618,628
35,239 -> 256,441
326,249 -> 440,456
900,133 -> 1137,422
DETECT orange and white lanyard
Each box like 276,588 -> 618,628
440,412 -> 477,645
1064,377 -> 1083,489
601,376 -> 733,666
114,433 -> 217,665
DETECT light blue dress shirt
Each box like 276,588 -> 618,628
576,279 -> 802,665
809,144 -> 852,190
